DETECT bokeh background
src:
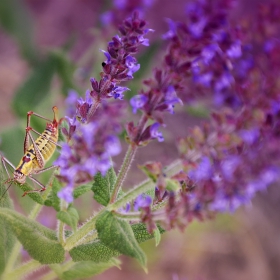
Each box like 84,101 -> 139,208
0,0 -> 279,279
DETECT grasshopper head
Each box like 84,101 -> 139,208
14,170 -> 26,184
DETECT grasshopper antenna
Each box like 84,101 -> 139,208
0,181 -> 13,201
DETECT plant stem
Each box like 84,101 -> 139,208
64,159 -> 183,250
58,200 -> 68,245
64,209 -> 104,251
109,144 -> 137,203
108,159 -> 183,211
4,260 -> 42,280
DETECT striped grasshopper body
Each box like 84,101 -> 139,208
1,106 -> 61,196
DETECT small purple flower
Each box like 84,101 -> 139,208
65,90 -> 79,117
100,50 -> 112,64
189,156 -> 213,181
227,41 -> 242,58
130,94 -> 148,113
125,56 -> 140,77
188,17 -> 207,38
162,19 -> 177,39
57,186 -> 74,203
109,86 -> 130,100
220,156 -> 240,181
104,135 -> 121,157
239,128 -> 260,145
76,90 -> 93,123
201,45 -> 218,64
150,123 -> 164,142
134,194 -> 152,211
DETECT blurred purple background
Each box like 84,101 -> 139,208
0,0 -> 279,279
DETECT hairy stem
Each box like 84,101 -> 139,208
64,209 -> 104,251
57,200 -> 68,245
64,160 -> 183,250
4,260 -> 42,280
109,144 -> 137,203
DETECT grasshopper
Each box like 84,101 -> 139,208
0,106 -> 62,197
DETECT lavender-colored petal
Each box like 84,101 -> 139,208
150,123 -> 164,142
130,94 -> 148,113
134,194 -> 152,211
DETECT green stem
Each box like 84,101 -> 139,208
42,261 -> 74,280
74,230 -> 98,247
109,144 -> 137,203
4,260 -> 42,280
64,159 -> 183,250
64,210 -> 104,251
113,210 -> 141,221
108,159 -> 183,211
58,200 -> 68,245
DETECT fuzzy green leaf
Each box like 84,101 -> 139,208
0,208 -> 65,264
73,184 -> 92,199
0,166 -> 16,275
91,167 -> 117,206
96,211 -> 147,270
131,223 -> 165,243
153,226 -> 161,247
17,182 -> 45,205
12,55 -> 56,117
57,206 -> 79,231
44,176 -> 62,211
62,259 -> 120,280
69,240 -> 120,262
69,223 -> 164,263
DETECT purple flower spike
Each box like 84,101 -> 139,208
134,194 -> 152,211
130,94 -> 148,113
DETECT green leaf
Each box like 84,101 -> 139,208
91,167 -> 117,206
0,165 -> 16,275
153,226 -> 161,247
50,50 -> 77,96
166,178 -> 180,192
69,223 -> 165,262
62,259 -> 121,280
73,184 -> 92,199
0,208 -> 65,264
131,223 -> 165,243
44,176 -> 62,211
12,54 -> 56,117
95,211 -> 147,270
17,182 -> 45,205
57,206 -> 79,231
69,240 -> 120,262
